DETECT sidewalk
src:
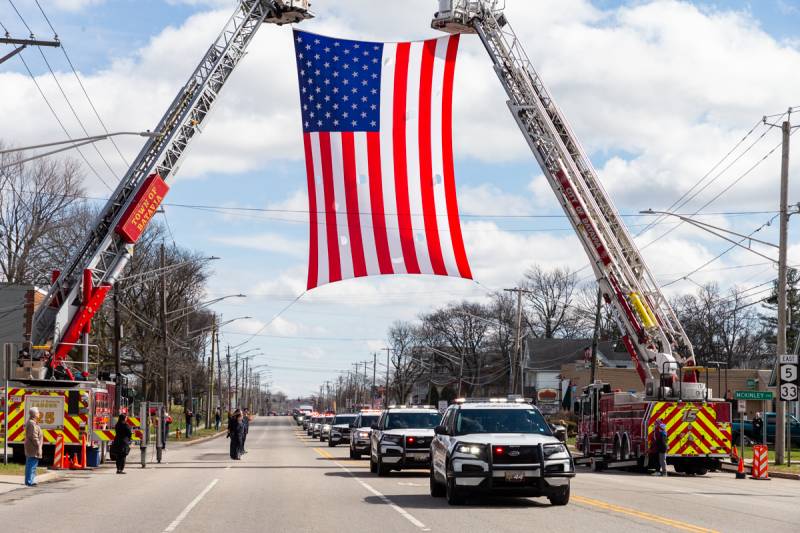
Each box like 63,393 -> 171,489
0,471 -> 60,495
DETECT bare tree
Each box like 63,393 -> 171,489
387,321 -> 426,404
0,143 -> 86,283
523,265 -> 581,338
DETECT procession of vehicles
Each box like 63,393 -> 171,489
300,399 -> 574,506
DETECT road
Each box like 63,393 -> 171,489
1,417 -> 798,532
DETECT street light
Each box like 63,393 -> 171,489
0,131 -> 162,170
639,209 -> 778,263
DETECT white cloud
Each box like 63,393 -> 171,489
51,0 -> 105,11
458,183 -> 534,216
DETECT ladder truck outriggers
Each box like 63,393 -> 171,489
432,0 -> 732,475
14,1 -> 312,460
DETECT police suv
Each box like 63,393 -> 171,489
349,410 -> 381,459
328,413 -> 358,447
369,406 -> 441,476
429,398 -> 574,506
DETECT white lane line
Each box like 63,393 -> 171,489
162,478 -> 219,532
317,450 -> 430,531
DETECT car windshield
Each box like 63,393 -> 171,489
359,415 -> 379,427
385,412 -> 441,430
333,415 -> 356,425
324,416 -> 334,423
455,408 -> 552,435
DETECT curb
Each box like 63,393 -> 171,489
173,430 -> 227,447
720,462 -> 800,480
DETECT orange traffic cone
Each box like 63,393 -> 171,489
69,453 -> 82,470
736,457 -> 746,479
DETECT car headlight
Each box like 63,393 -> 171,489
543,443 -> 570,460
357,431 -> 370,439
454,443 -> 487,458
382,434 -> 403,445
323,424 -> 331,430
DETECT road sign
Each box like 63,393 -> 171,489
778,354 -> 799,401
734,390 -> 774,401
737,400 -> 746,414
746,378 -> 757,389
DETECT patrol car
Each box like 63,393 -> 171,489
348,410 -> 382,458
369,406 -> 441,476
328,413 -> 358,447
429,398 -> 574,506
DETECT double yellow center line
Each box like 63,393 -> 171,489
573,495 -> 720,533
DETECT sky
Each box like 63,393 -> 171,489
1,0 -> 799,398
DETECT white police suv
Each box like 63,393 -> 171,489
369,406 -> 441,476
430,398 -> 574,505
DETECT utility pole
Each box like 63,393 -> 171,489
206,316 -> 216,429
0,35 -> 60,65
216,335 -> 223,414
775,114 -> 792,464
160,243 -> 169,409
226,345 -> 232,413
590,288 -> 603,385
384,348 -> 391,407
234,354 -> 240,409
113,286 -> 121,413
428,351 -> 434,405
505,288 -> 531,396
458,351 -> 466,398
372,353 -> 377,408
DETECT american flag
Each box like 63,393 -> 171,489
293,30 -> 472,290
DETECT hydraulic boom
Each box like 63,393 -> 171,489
432,0 -> 703,399
31,0 -> 312,379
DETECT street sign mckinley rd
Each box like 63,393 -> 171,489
734,390 -> 774,401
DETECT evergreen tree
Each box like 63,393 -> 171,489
760,268 -> 800,355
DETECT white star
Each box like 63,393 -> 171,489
361,112 -> 367,118
343,112 -> 349,118
324,47 -> 330,53
306,60 -> 311,67
310,112 -> 315,118
334,119 -> 339,126
354,43 -> 360,49
361,80 -> 368,86
343,79 -> 349,86
343,64 -> 349,70
315,87 -> 321,93
344,49 -> 350,55
361,96 -> 368,103
324,79 -> 330,85
298,53 -> 304,59
303,104 -> 308,111
352,71 -> 358,77
371,72 -> 377,79
351,103 -> 358,110
333,56 -> 339,62
333,87 -> 339,94
363,50 -> 369,56
314,39 -> 320,44
371,88 -> 378,95
324,95 -> 331,102
343,95 -> 349,102
318,120 -> 323,126
300,69 -> 305,76
316,103 -> 322,110
304,121 -> 309,127
333,103 -> 339,110
309,95 -> 315,101
334,42 -> 340,47
370,104 -> 377,111
297,35 -> 303,43
353,57 -> 359,63
370,120 -> 377,127
325,112 -> 331,118
314,54 -> 320,60
352,120 -> 357,127
301,87 -> 307,93
333,71 -> 339,78
373,45 -> 379,51
306,44 -> 311,50
315,69 -> 321,75
324,62 -> 330,68
372,58 -> 378,64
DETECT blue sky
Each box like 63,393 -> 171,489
1,0 -> 799,397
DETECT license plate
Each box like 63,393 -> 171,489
504,471 -> 525,482
410,453 -> 428,461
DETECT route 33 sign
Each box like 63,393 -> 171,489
779,354 -> 799,401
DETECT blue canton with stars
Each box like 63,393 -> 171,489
294,30 -> 383,133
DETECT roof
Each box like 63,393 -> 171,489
456,402 -> 534,410
524,338 -> 634,371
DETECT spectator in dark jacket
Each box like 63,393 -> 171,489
655,420 -> 668,477
241,408 -> 250,455
112,414 -> 133,474
227,410 -> 244,460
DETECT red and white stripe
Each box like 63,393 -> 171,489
302,34 -> 471,290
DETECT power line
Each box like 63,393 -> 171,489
637,118 -> 766,236
32,0 -> 128,168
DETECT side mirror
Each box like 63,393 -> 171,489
434,425 -> 447,435
370,423 -> 379,430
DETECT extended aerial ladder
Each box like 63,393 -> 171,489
30,1 -> 312,379
432,0 -> 703,400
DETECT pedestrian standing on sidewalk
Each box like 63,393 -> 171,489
195,410 -> 201,430
185,408 -> 193,438
214,407 -> 221,431
24,407 -> 43,487
227,409 -> 244,460
112,414 -> 133,474
655,419 -> 668,477
241,408 -> 250,455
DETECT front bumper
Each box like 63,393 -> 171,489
380,444 -> 431,468
449,455 -> 575,496
330,432 -> 351,444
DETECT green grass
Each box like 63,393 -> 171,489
740,445 -> 800,473
0,463 -> 45,476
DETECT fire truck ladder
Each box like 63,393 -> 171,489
432,1 -> 699,395
31,0 -> 312,374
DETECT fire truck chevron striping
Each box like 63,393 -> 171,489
646,402 -> 731,456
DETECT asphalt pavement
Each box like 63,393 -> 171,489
0,416 -> 798,533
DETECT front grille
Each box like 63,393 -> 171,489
405,436 -> 431,450
493,445 -> 541,465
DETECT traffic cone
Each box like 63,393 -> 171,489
736,457 -> 746,479
69,453 -> 82,470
